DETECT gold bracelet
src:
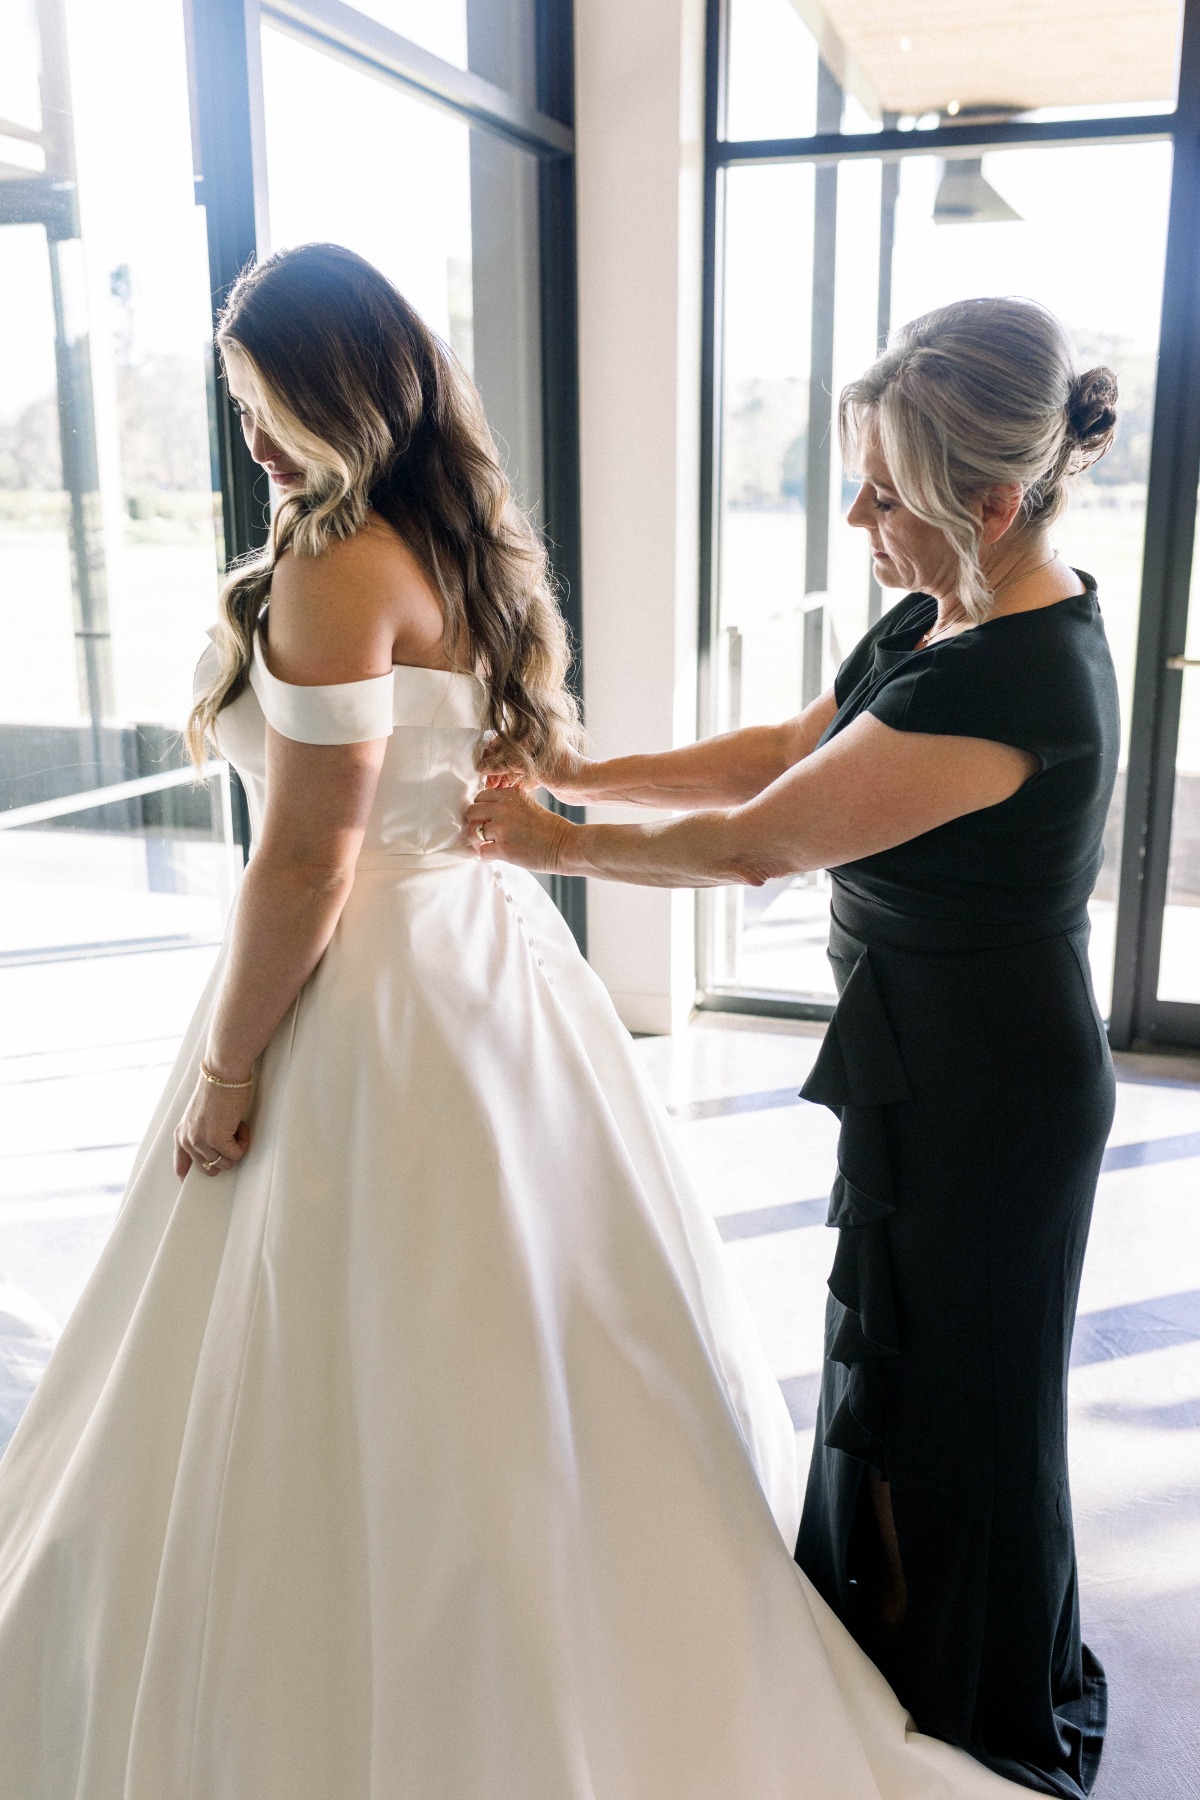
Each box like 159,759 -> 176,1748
199,1058 -> 253,1091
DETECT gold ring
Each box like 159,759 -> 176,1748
475,823 -> 491,844
202,1155 -> 222,1172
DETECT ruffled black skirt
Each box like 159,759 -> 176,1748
795,898 -> 1113,1797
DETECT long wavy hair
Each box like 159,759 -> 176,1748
187,243 -> 580,769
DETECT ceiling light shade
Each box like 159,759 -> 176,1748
933,158 -> 1023,224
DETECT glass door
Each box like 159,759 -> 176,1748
1158,553 -> 1200,1006
701,134 -> 1174,1017
1128,468 -> 1200,1045
699,0 -> 1200,1036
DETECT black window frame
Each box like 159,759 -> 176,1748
185,0 -> 586,949
697,0 -> 1200,1046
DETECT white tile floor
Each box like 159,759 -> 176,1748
0,948 -> 1197,1795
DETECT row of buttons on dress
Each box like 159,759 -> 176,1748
492,865 -> 554,986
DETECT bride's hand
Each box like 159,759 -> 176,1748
461,787 -> 574,871
174,1072 -> 253,1180
476,736 -> 596,801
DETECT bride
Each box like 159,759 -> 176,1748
0,243 -> 1017,1799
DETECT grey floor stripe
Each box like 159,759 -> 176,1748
0,935 -> 220,968
0,1142 -> 138,1160
780,1289 -> 1200,1433
1070,1289 -> 1200,1366
673,1083 -> 1200,1184
718,1198 -> 828,1241
669,1086 -> 802,1124
779,1371 -> 822,1432
1,1061 -> 174,1089
0,1183 -> 126,1208
1101,1132 -> 1200,1172
716,1120 -> 1200,1244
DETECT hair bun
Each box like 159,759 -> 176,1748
1067,366 -> 1119,465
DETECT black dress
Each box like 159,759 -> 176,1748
794,576 -> 1118,1798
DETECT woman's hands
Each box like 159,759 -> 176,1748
174,1071 -> 253,1180
475,696 -> 843,815
460,713 -> 1041,895
462,786 -> 575,871
475,735 -> 597,801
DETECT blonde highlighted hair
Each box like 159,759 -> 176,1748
839,296 -> 1119,622
187,243 -> 580,768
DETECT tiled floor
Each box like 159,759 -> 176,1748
0,948 -> 1198,1795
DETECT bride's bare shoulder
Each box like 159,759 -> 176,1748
268,513 -> 447,684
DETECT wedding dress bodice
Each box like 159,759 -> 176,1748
199,628 -> 487,865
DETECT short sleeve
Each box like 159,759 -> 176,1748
862,593 -> 1117,777
249,632 -> 395,745
866,637 -> 1057,766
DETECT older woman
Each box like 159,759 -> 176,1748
466,296 -> 1120,1799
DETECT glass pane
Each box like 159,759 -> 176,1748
261,23 -> 544,519
724,0 -> 1184,140
714,165 -> 816,994
726,0 -> 820,141
891,143 -> 1171,1014
0,0 -> 234,1374
342,0 -> 537,106
1157,500 -> 1200,1001
704,140 -> 1173,1008
1,0 -> 226,920
1,780 -> 239,962
0,225 -> 76,726
0,0 -> 42,135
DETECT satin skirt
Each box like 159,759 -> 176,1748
0,860 -> 1024,1798
796,901 -> 1113,1798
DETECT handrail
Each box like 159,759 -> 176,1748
0,761 -> 227,832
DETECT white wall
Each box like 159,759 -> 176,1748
573,0 -> 707,1035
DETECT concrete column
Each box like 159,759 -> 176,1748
573,0 -> 706,1034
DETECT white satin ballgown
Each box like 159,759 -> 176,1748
0,631 -> 1021,1800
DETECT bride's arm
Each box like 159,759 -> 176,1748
176,729 -> 387,1150
173,543 -> 401,1181
482,689 -> 839,811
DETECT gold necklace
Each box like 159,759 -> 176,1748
915,550 -> 1060,651
989,549 -> 1059,602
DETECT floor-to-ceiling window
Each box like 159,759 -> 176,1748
0,0 -> 578,1414
0,0 -> 233,967
697,0 -> 1200,1048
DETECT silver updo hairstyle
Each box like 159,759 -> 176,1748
839,296 -> 1119,622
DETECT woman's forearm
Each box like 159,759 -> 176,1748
563,691 -> 838,811
551,810 -> 798,890
570,726 -> 794,810
203,854 -> 357,1078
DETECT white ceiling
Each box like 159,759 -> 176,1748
793,0 -> 1183,118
